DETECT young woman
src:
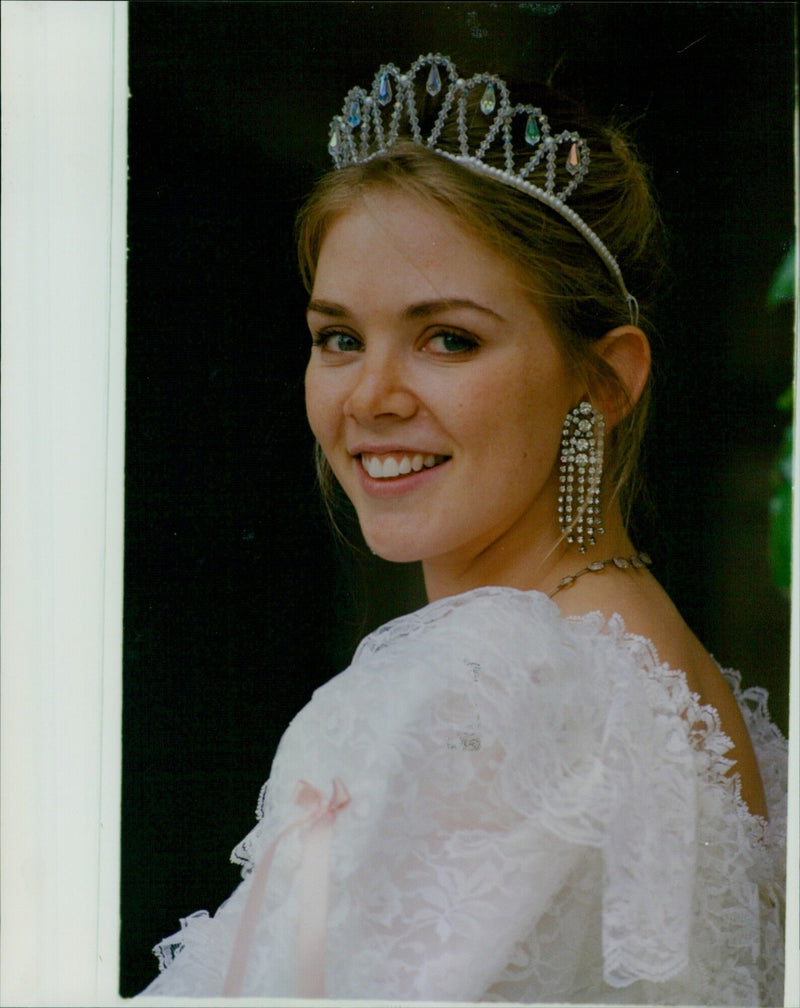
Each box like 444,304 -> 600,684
140,55 -> 786,1004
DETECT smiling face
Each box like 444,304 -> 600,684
304,188 -> 582,597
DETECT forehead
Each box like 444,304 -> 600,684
311,190 -> 529,305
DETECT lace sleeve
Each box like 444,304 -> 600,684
286,590 -> 702,1000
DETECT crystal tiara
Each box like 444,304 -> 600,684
327,53 -> 638,326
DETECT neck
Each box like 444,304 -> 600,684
422,502 -> 635,602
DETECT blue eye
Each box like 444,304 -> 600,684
312,331 -> 363,352
427,330 -> 479,354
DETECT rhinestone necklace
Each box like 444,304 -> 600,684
548,552 -> 653,599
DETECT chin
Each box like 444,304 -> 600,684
358,525 -> 429,565
362,538 -> 425,565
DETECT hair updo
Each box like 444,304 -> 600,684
297,77 -> 666,526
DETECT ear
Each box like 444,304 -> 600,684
590,326 -> 651,428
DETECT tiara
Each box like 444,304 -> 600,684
327,54 -> 638,325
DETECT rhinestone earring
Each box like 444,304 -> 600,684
558,401 -> 605,553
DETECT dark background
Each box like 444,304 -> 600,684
121,2 -> 795,996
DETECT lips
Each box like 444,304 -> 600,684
358,452 -> 449,480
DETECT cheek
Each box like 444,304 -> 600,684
487,386 -> 571,491
304,365 -> 336,445
461,364 -> 565,457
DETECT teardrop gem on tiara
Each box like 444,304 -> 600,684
378,72 -> 392,106
347,99 -> 362,128
566,141 -> 580,175
524,114 -> 541,145
480,82 -> 496,115
328,122 -> 341,155
426,63 -> 442,96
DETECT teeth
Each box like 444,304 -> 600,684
362,453 -> 445,479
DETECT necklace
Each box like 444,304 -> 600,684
548,552 -> 653,599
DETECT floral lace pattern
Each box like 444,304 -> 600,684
142,587 -> 786,1004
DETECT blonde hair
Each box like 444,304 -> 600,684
297,82 -> 666,527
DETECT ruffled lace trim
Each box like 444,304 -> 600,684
577,611 -> 773,839
360,586 -> 785,843
353,586 -> 787,1001
144,585 -> 786,1004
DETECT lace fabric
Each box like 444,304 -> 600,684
141,587 -> 787,1004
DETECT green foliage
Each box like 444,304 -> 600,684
767,243 -> 795,307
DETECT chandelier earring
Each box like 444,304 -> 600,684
558,401 -> 605,553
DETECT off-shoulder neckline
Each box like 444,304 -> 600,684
363,584 -> 772,839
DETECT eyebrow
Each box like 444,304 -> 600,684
306,297 -> 506,323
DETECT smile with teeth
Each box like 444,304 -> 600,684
360,452 -> 448,480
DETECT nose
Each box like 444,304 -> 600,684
343,346 -> 418,423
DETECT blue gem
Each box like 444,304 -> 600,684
378,72 -> 392,106
347,100 -> 362,128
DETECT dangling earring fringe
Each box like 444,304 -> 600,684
558,401 -> 605,553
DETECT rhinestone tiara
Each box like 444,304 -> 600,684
327,53 -> 638,326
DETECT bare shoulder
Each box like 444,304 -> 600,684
553,570 -> 768,819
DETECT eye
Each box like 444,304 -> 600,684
425,329 -> 480,355
311,330 -> 363,353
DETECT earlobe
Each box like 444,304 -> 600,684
591,325 -> 651,427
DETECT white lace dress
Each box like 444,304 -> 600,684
141,587 -> 786,1004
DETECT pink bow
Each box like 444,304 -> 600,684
293,777 -> 351,821
222,778 -> 351,997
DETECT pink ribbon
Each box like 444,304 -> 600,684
222,778 -> 350,997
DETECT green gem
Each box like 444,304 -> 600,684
524,114 -> 540,145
